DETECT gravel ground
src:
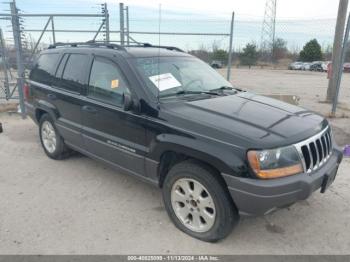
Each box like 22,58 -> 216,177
222,68 -> 350,117
0,69 -> 349,255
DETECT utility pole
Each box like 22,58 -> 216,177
327,0 -> 349,103
261,0 -> 277,62
10,0 -> 26,118
332,13 -> 350,115
271,0 -> 277,63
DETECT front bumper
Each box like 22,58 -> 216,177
222,147 -> 343,216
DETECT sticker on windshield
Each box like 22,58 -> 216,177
149,73 -> 181,91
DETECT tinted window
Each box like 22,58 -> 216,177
61,54 -> 90,93
52,54 -> 68,87
55,54 -> 69,79
30,53 -> 60,85
88,57 -> 129,106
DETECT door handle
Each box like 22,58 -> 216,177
82,105 -> 97,114
47,93 -> 57,100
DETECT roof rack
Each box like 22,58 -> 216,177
125,43 -> 184,52
48,41 -> 126,51
47,41 -> 184,53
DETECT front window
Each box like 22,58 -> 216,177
88,57 -> 130,106
133,56 -> 232,100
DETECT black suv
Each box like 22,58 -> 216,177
25,42 -> 343,242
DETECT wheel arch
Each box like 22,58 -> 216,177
34,100 -> 59,122
151,134 -> 246,188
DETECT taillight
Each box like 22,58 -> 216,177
23,82 -> 30,100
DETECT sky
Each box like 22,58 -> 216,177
113,0 -> 339,19
49,0 -> 338,19
14,0 -> 339,19
0,0 -> 341,50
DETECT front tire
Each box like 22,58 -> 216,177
162,160 -> 239,242
39,114 -> 70,160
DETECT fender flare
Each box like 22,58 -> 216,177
35,99 -> 59,122
149,134 -> 246,176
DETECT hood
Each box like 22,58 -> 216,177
161,92 -> 328,149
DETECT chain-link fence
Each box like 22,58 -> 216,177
0,0 -> 348,115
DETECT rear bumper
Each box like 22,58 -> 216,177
222,147 -> 343,216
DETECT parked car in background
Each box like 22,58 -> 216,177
288,62 -> 303,70
301,62 -> 311,71
310,61 -> 324,72
211,60 -> 223,69
322,61 -> 331,72
344,63 -> 350,73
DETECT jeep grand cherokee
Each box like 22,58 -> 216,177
24,42 -> 343,242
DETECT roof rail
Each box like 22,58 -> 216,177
125,42 -> 184,52
48,41 -> 126,51
47,41 -> 183,53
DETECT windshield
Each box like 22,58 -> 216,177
133,56 -> 233,100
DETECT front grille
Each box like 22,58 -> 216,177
294,127 -> 333,173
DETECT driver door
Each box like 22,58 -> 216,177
81,55 -> 146,176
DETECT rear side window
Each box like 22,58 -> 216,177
30,53 -> 60,85
55,54 -> 69,79
60,54 -> 90,93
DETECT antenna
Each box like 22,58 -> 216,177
158,4 -> 161,48
260,0 -> 277,62
157,4 -> 162,93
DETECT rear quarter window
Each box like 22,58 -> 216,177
30,53 -> 60,85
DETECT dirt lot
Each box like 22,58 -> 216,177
223,68 -> 350,144
224,68 -> 350,115
0,69 -> 349,255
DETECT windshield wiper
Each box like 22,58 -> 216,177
210,86 -> 241,93
159,90 -> 220,98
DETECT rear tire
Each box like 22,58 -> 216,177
162,160 -> 239,242
39,114 -> 70,160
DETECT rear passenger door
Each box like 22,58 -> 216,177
81,56 -> 147,177
52,53 -> 91,149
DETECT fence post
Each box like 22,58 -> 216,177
51,16 -> 56,44
227,12 -> 235,81
119,3 -> 125,46
332,12 -> 350,115
126,6 -> 129,45
104,3 -> 110,43
0,28 -> 10,100
10,1 -> 26,118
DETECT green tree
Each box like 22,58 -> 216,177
211,49 -> 228,64
189,45 -> 211,63
239,43 -> 258,68
299,39 -> 323,62
272,38 -> 288,61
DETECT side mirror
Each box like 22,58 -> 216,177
123,93 -> 133,111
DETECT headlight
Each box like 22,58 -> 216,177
247,146 -> 303,179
